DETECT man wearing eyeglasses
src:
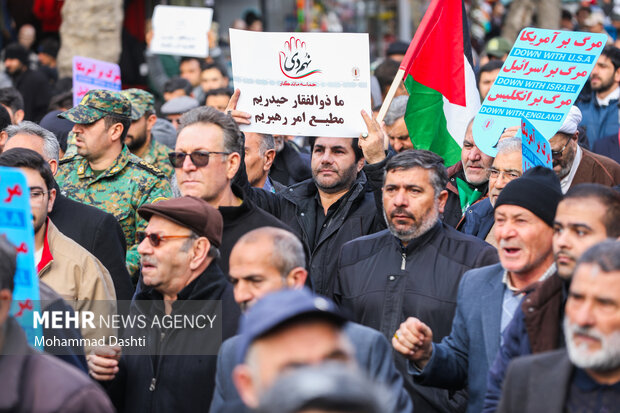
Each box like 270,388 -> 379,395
55,89 -> 172,280
170,106 -> 294,275
548,105 -> 620,193
87,196 -> 240,413
460,137 -> 523,246
0,148 -> 116,354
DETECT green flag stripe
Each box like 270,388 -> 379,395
404,75 -> 462,166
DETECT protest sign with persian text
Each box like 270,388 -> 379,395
0,167 -> 42,348
473,28 -> 606,157
72,56 -> 121,106
150,5 -> 213,57
230,29 -> 371,137
520,117 -> 553,172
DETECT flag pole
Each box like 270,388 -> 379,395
376,67 -> 405,149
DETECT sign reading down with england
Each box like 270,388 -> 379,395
473,28 -> 606,157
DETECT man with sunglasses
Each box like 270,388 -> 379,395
56,90 -> 172,280
170,106 -> 293,275
548,105 -> 620,193
87,196 -> 240,412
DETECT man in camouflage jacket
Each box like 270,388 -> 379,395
120,88 -> 174,178
56,89 -> 171,279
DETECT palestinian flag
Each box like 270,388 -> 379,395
401,0 -> 480,166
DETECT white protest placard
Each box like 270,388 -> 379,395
230,29 -> 371,137
150,5 -> 213,57
72,56 -> 122,107
473,28 -> 606,157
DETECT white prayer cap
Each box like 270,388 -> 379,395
557,105 -> 582,135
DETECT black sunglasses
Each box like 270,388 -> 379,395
137,231 -> 194,247
168,151 -> 230,168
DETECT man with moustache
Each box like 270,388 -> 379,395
497,241 -> 620,413
577,45 -> 620,146
393,166 -> 563,413
120,89 -> 174,178
335,150 -> 498,412
483,183 -> 620,412
444,118 -> 494,227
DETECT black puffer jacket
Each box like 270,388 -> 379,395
243,165 -> 386,297
335,223 -> 498,412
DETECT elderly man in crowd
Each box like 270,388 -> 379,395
460,137 -> 522,245
498,241 -> 620,412
444,118 -> 494,227
393,166 -> 563,413
88,197 -> 240,412
383,95 -> 413,153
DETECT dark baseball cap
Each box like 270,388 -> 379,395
137,196 -> 223,248
58,89 -> 131,124
236,288 -> 346,363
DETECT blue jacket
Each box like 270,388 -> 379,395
483,274 -> 566,413
209,322 -> 413,413
460,198 -> 494,240
576,91 -> 619,148
411,263 -> 507,413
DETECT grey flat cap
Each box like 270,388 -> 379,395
160,96 -> 200,115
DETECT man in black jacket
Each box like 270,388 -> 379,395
172,106 -> 293,274
335,150 -> 498,412
88,196 -> 241,412
228,90 -> 387,297
3,121 -> 134,301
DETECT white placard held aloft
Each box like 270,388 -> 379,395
230,29 -> 371,138
150,5 -> 213,58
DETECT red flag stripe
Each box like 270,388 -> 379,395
399,0 -> 466,106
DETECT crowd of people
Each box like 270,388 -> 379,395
0,2 -> 620,413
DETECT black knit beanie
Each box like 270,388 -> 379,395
494,166 -> 562,227
4,43 -> 29,66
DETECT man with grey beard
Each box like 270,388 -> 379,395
334,149 -> 498,413
498,241 -> 620,412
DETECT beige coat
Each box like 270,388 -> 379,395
39,219 -> 117,353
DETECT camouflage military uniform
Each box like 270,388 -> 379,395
143,139 -> 174,178
121,88 -> 174,178
56,146 -> 171,277
57,89 -> 171,278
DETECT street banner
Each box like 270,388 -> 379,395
0,167 -> 42,348
72,56 -> 122,106
473,28 -> 606,157
520,117 -> 553,171
150,5 -> 213,57
230,29 -> 371,137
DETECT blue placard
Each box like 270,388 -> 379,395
0,167 -> 42,349
473,28 -> 606,157
520,117 -> 553,172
